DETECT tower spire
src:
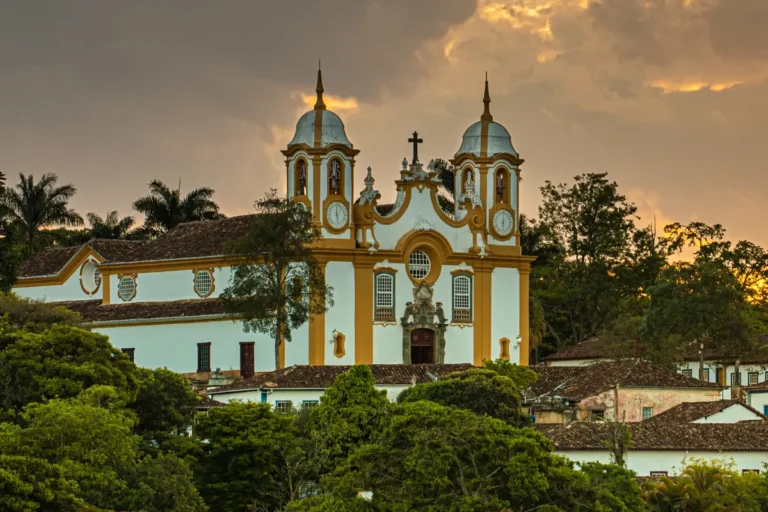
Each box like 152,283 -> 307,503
481,72 -> 493,122
314,60 -> 326,111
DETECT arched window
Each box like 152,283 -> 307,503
495,167 -> 510,204
499,338 -> 511,361
117,275 -> 137,302
328,158 -> 343,196
452,274 -> 472,323
295,159 -> 308,197
374,272 -> 395,321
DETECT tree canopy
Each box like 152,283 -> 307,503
132,179 -> 223,235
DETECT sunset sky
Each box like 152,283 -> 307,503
1,0 -> 767,245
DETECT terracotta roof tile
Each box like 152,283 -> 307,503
54,298 -> 227,324
196,391 -> 225,409
526,366 -> 584,397
17,246 -> 80,278
209,364 -> 474,394
645,400 -> 766,423
544,336 -> 641,362
537,422 -> 768,451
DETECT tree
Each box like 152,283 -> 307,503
482,358 -> 539,389
0,293 -> 81,332
285,495 -> 377,512
325,401 -> 626,511
579,462 -> 645,512
193,402 -> 300,512
132,179 -> 222,235
0,322 -> 139,415
0,454 -> 79,512
221,190 -> 333,370
86,211 -> 137,240
118,452 -> 208,512
0,171 -> 19,292
130,368 -> 199,450
0,173 -> 83,255
397,368 -> 530,426
305,366 -> 389,482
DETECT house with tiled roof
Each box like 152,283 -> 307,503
207,363 -> 473,408
526,360 -> 722,423
644,400 -> 766,424
537,422 -> 768,476
12,70 -> 534,377
544,336 -> 768,398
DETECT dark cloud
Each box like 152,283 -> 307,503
708,0 -> 768,62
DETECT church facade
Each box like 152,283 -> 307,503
12,69 -> 533,377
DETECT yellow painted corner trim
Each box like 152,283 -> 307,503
14,246 -> 104,288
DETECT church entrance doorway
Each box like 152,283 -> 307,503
410,328 -> 435,364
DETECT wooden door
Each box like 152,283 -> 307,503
411,329 -> 434,364
240,342 -> 255,378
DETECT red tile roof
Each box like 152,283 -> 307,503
209,364 -> 474,394
544,336 -> 641,362
537,422 -> 768,451
527,366 -> 584,397
55,298 -> 228,324
17,246 -> 80,278
645,400 -> 766,423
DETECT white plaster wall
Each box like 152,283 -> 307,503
680,362 -> 767,389
94,319 -> 276,373
108,266 -> 234,304
561,450 -> 768,476
211,384 -> 412,405
491,267 -> 520,363
15,268 -> 96,303
692,404 -> 764,423
285,321 -> 310,367
325,261 -> 356,365
374,187 -> 475,253
748,391 -> 768,416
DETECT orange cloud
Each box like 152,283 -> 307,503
300,93 -> 359,112
645,80 -> 742,94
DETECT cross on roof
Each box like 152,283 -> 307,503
408,131 -> 423,165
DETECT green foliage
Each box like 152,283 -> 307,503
0,293 -> 81,332
397,368 -> 529,426
482,358 -> 539,389
284,495 -> 377,512
0,173 -> 19,291
221,189 -> 333,370
0,454 -> 79,512
326,401 -> 622,512
130,367 -> 199,449
1,173 -> 83,255
0,322 -> 139,416
305,366 -> 389,480
132,179 -> 223,235
193,402 -> 300,512
603,422 -> 633,467
86,211 -> 138,240
119,452 -> 208,512
580,462 -> 645,512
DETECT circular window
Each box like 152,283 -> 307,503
118,276 -> 137,302
194,270 -> 214,297
80,261 -> 102,295
408,250 -> 431,280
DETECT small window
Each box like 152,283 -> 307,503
121,348 -> 135,363
703,368 -> 710,382
197,342 -> 211,373
295,159 -> 308,196
452,275 -> 472,323
117,275 -> 137,302
408,250 -> 431,280
374,272 -> 395,321
642,407 -> 653,420
764,405 -> 768,416
731,372 -> 742,385
328,159 -> 342,196
194,270 -> 214,298
591,410 -> 604,420
80,260 -> 102,295
302,400 -> 319,409
743,469 -> 760,475
748,372 -> 759,386
765,371 -> 768,383
682,369 -> 693,378
239,342 -> 255,379
650,471 -> 668,477
275,400 -> 293,413
494,167 -> 510,203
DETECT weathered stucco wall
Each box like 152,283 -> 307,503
578,387 -> 721,422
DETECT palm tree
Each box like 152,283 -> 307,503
1,173 -> 83,254
87,211 -> 137,239
133,180 -> 223,235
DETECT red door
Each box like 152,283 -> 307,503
240,342 -> 255,378
411,329 -> 435,364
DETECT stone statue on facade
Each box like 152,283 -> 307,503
400,282 -> 448,364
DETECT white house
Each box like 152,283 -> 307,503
12,70 -> 534,377
538,422 -> 768,476
644,400 -> 766,424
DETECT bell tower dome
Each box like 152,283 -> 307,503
451,76 -> 524,249
282,65 -> 359,247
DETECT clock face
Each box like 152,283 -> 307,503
326,201 -> 349,229
493,209 -> 514,237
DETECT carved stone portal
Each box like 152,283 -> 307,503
400,282 -> 448,364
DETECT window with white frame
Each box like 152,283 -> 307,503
408,250 -> 431,280
642,407 -> 653,420
748,372 -> 759,386
452,274 -> 472,323
194,269 -> 214,297
703,368 -> 710,382
117,276 -> 137,302
731,372 -> 742,385
650,471 -> 668,477
302,400 -> 319,409
682,369 -> 693,378
374,272 -> 395,321
275,400 -> 293,413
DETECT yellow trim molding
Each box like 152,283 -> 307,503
519,266 -> 531,366
308,262 -> 327,365
355,263 -> 374,363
